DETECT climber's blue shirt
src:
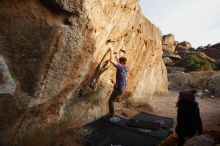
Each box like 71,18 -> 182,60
115,64 -> 128,90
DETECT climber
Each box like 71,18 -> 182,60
108,47 -> 128,117
159,89 -> 203,146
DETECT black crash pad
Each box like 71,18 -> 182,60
101,116 -> 170,139
101,115 -> 129,128
128,119 -> 161,130
127,126 -> 171,139
84,112 -> 174,146
131,112 -> 174,129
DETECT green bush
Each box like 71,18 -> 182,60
182,55 -> 214,71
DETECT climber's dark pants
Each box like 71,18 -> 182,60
108,88 -> 123,115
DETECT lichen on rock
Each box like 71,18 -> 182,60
0,55 -> 16,95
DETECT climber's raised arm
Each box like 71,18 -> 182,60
109,47 -> 118,67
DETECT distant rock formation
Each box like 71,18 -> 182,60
0,0 -> 167,144
162,49 -> 181,66
162,34 -> 176,52
197,52 -> 216,64
162,34 -> 194,66
176,41 -> 193,51
162,34 -> 193,54
162,34 -> 218,67
202,43 -> 220,67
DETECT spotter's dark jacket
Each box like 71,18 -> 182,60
175,100 -> 203,146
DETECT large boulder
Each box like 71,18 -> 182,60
163,49 -> 181,60
210,43 -> 220,48
162,34 -> 176,52
163,57 -> 174,66
196,52 -> 216,64
162,35 -> 194,59
0,0 -> 167,143
177,41 -> 192,50
162,49 -> 181,66
202,43 -> 220,67
176,41 -> 193,57
197,46 -> 207,51
162,34 -> 181,66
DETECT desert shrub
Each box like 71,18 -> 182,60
182,55 -> 215,71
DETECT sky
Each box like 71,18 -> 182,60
140,0 -> 220,48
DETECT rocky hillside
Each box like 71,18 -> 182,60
0,0 -> 167,144
162,33 -> 193,54
162,34 -> 219,67
161,34 -> 220,97
202,43 -> 220,66
168,70 -> 220,96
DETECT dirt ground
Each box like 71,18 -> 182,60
119,91 -> 220,133
118,90 -> 220,143
51,91 -> 220,146
148,91 -> 220,132
144,91 -> 220,143
144,91 -> 220,142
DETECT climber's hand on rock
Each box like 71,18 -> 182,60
108,47 -> 113,52
110,79 -> 115,84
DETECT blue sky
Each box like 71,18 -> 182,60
140,0 -> 220,48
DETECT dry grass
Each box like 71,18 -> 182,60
124,97 -> 154,113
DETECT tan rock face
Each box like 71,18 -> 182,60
0,0 -> 167,142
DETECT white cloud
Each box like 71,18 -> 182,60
140,0 -> 220,48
